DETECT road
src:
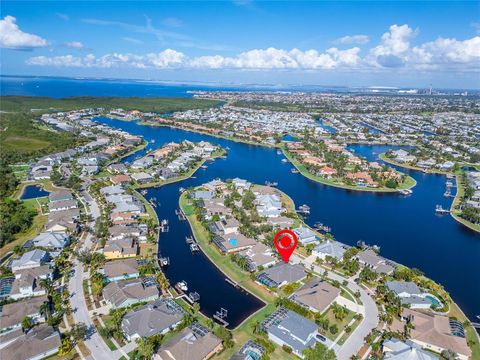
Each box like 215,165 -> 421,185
293,254 -> 379,360
68,190 -> 119,360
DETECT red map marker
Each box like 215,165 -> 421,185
274,229 -> 298,263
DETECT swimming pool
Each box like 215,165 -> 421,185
425,294 -> 442,307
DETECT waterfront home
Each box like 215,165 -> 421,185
48,199 -> 78,213
110,174 -> 131,185
214,218 -> 240,235
239,242 -> 277,271
292,226 -> 317,245
131,172 -> 154,184
0,324 -> 61,360
290,277 -> 341,314
100,184 -> 125,196
202,199 -> 231,220
158,167 -> 177,180
383,338 -> 439,360
312,240 -> 347,261
107,163 -> 128,174
0,295 -> 49,333
267,216 -> 294,229
392,308 -> 471,360
154,323 -> 223,360
102,278 -> 159,309
204,179 -> 227,192
256,263 -> 307,288
346,172 -> 377,187
10,249 -> 49,272
32,232 -> 70,251
355,249 -> 395,274
48,190 -> 74,203
417,158 -> 436,169
110,212 -> 138,225
232,178 -> 252,192
256,194 -> 283,218
132,156 -> 154,169
230,340 -> 266,360
212,233 -> 257,254
112,200 -> 145,215
121,299 -> 184,341
193,190 -> 215,200
109,224 -> 147,243
318,166 -> 337,178
9,265 -> 53,300
103,238 -> 138,259
263,308 -> 319,358
386,281 -> 432,309
101,258 -> 140,282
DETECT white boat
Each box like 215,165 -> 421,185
398,189 -> 412,195
281,159 -> 288,163
176,281 -> 188,292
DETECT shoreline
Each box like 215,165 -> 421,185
378,153 -> 480,234
179,192 -> 270,329
378,153 -> 451,175
283,147 -> 417,193
450,174 -> 480,233
130,119 -> 419,193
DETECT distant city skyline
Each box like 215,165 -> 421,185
1,1 -> 479,89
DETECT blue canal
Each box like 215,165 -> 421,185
95,117 -> 480,326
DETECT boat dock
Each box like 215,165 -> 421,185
296,204 -> 310,215
435,205 -> 450,214
176,209 -> 186,221
225,278 -> 239,288
213,308 -> 229,327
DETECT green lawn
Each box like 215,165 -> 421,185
321,305 -> 356,341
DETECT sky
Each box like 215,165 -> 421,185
1,1 -> 479,89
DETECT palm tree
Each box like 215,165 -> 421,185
136,337 -> 154,359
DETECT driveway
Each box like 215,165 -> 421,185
293,254 -> 379,360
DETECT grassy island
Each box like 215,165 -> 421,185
284,147 -> 416,193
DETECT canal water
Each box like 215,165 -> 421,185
96,117 -> 480,326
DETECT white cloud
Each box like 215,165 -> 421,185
161,17 -> 183,28
25,24 -> 480,73
65,41 -> 84,50
334,34 -> 370,45
0,15 -> 48,49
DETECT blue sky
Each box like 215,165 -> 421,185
1,1 -> 479,88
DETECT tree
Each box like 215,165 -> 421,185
21,316 -> 33,331
329,324 -> 339,335
441,349 -> 459,360
303,342 -> 336,360
70,322 -> 88,341
59,337 -> 73,356
136,336 -> 154,359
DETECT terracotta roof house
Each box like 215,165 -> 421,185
400,309 -> 471,360
110,174 -> 131,185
